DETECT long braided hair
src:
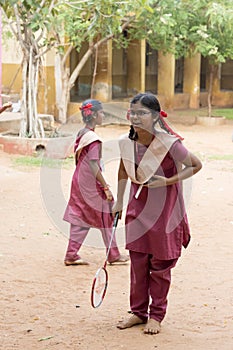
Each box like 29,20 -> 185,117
128,93 -> 183,141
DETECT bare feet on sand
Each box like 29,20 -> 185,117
109,254 -> 129,265
117,315 -> 145,329
143,319 -> 161,335
117,315 -> 161,335
64,259 -> 89,266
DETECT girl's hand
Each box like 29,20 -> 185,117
104,188 -> 113,202
0,102 -> 12,114
3,102 -> 12,109
146,175 -> 167,188
112,202 -> 123,219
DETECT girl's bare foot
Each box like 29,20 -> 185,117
64,259 -> 89,266
109,255 -> 129,265
117,314 -> 145,329
143,318 -> 161,335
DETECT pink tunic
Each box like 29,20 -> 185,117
63,131 -> 113,230
125,140 -> 190,260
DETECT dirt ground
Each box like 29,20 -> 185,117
0,122 -> 233,350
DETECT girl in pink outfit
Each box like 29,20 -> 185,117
64,99 -> 128,266
113,93 -> 202,334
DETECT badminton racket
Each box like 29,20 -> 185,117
91,212 -> 119,308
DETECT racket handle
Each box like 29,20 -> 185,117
113,212 -> 119,227
105,212 -> 120,265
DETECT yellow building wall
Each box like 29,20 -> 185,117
37,66 -> 56,115
2,63 -> 56,115
183,53 -> 201,109
157,52 -> 175,110
93,41 -> 112,101
38,48 -> 57,115
2,63 -> 22,98
1,35 -> 22,99
112,46 -> 127,97
2,32 -> 233,114
1,31 -> 57,114
127,39 -> 146,95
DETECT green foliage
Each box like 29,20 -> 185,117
2,0 -> 233,64
173,0 -> 233,63
51,0 -> 153,52
2,0 -> 233,124
140,0 -> 180,53
1,0 -> 60,50
3,0 -> 232,68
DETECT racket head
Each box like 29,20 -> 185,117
91,267 -> 108,308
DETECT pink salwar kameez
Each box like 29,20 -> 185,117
64,129 -> 120,263
119,132 -> 191,322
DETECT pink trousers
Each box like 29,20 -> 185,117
65,224 -> 120,263
129,251 -> 178,323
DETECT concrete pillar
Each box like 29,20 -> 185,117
93,41 -> 112,102
183,53 -> 201,109
205,62 -> 221,106
127,39 -> 146,95
157,52 -> 175,109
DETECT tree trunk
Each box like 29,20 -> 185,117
57,72 -> 69,124
55,47 -> 94,123
91,46 -> 98,99
55,34 -> 119,123
207,64 -> 214,118
20,53 -> 44,138
55,53 -> 70,124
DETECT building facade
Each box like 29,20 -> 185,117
2,38 -> 233,119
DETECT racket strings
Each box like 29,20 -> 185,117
91,268 -> 108,308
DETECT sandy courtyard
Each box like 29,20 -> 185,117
0,121 -> 233,350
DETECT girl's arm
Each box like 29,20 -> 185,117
89,159 -> 113,201
0,102 -> 12,114
147,151 -> 202,188
167,152 -> 202,185
112,159 -> 128,219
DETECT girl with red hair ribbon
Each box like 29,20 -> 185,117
63,99 -> 128,266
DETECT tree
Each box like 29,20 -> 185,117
131,0 -> 179,53
1,0 -> 155,128
197,0 -> 233,117
1,0 -> 60,137
49,0 -> 154,123
139,0 -> 233,116
172,0 -> 233,117
54,0 -> 206,123
3,0 -> 232,131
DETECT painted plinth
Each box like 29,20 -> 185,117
0,134 -> 75,159
196,116 -> 226,126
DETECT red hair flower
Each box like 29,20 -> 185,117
83,109 -> 92,117
126,109 -> 131,120
160,110 -> 168,118
159,110 -> 184,140
79,102 -> 93,111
